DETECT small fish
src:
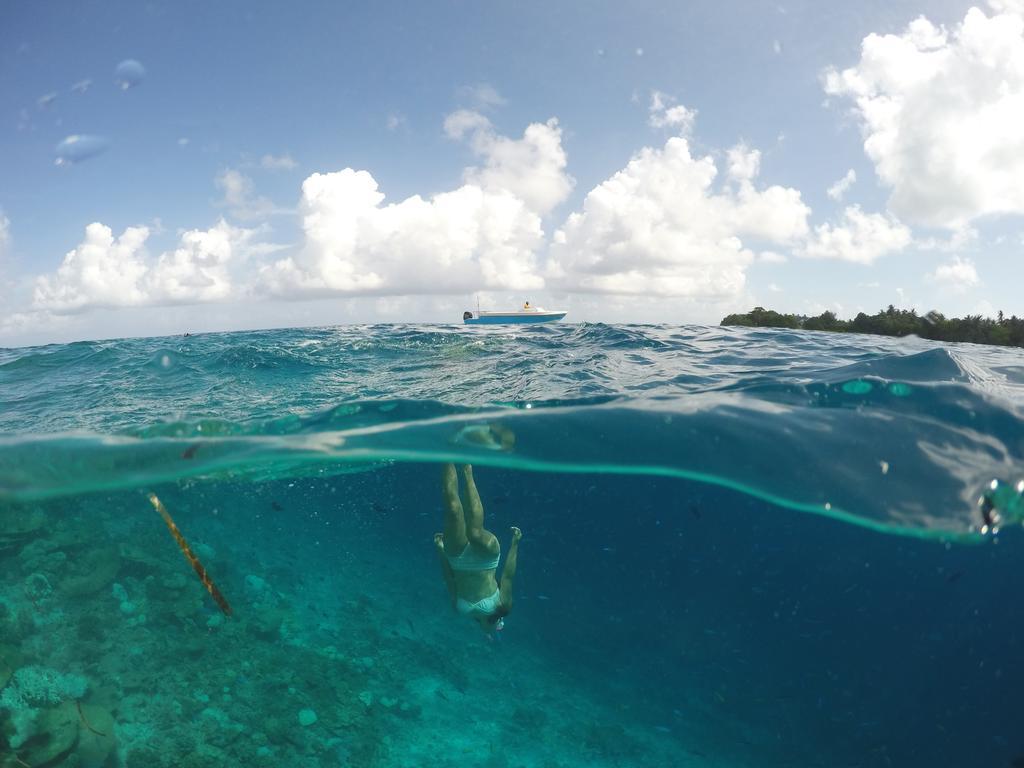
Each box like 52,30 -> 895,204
181,444 -> 200,459
271,501 -> 283,511
945,570 -> 965,584
653,725 -> 671,734
536,595 -> 550,600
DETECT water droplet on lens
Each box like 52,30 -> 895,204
54,134 -> 110,165
114,59 -> 146,90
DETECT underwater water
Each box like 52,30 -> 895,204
1,323 -> 1023,767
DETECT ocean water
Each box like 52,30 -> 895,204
1,323 -> 1023,767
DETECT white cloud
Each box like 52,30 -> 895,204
444,110 -> 574,216
32,220 -> 259,312
929,256 -> 980,290
825,4 -> 1024,228
260,170 -> 544,297
759,250 -> 788,263
260,154 -> 297,171
443,110 -> 491,140
34,223 -> 150,311
547,130 -> 810,299
726,143 -> 761,181
0,212 -> 9,259
149,220 -> 257,302
826,169 -> 856,201
990,0 -> 1024,15
916,225 -> 978,251
385,113 -> 406,132
216,169 -> 288,220
648,91 -> 697,132
260,114 -> 570,299
802,205 -> 911,263
457,83 -> 506,110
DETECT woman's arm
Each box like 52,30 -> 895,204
435,533 -> 457,607
499,526 -> 522,606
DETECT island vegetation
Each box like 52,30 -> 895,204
721,305 -> 1024,348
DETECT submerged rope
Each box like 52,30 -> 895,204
148,492 -> 233,616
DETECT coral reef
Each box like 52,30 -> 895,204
0,487 -> 697,768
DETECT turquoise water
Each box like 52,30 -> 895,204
2,323 -> 1023,766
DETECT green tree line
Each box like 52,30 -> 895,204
721,305 -> 1024,347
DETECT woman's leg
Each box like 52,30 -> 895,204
441,464 -> 468,552
460,465 -> 498,554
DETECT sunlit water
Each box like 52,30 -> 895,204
1,323 -> 1023,767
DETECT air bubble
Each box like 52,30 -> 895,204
54,134 -> 110,166
115,59 -> 146,90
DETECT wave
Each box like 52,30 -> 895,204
2,325 -> 1022,538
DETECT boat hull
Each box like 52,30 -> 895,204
464,311 -> 566,325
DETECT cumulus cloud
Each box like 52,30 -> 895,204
929,255 -> 980,290
802,205 -> 912,263
33,220 -> 259,312
260,154 -> 296,171
827,169 -> 856,201
648,91 -> 697,132
547,128 -> 810,299
34,224 -> 150,311
260,113 -> 576,299
825,4 -> 1024,228
148,221 -> 259,302
444,110 -> 574,216
260,170 -> 545,297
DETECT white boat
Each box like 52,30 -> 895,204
463,302 -> 567,325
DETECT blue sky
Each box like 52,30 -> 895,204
1,0 -> 1022,344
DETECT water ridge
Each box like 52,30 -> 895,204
2,324 -> 1022,537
